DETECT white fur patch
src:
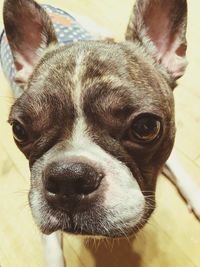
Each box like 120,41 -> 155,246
67,116 -> 145,228
72,52 -> 86,115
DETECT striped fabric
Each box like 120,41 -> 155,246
0,4 -> 94,97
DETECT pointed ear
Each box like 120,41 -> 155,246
3,0 -> 58,86
125,0 -> 187,80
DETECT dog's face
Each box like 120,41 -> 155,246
4,0 -> 187,237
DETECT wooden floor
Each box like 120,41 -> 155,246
0,1 -> 200,267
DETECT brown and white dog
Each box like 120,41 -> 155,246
2,0 -> 200,266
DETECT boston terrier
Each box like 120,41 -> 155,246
1,0 -> 200,266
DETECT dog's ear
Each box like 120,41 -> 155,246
126,0 -> 187,80
3,0 -> 57,86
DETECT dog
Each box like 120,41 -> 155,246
1,0 -> 200,266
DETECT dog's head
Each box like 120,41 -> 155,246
4,0 -> 187,237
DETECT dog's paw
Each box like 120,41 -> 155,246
186,189 -> 200,220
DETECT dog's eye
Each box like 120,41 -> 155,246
130,115 -> 161,142
12,121 -> 29,143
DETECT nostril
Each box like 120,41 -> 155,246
45,175 -> 61,195
75,172 -> 104,195
43,161 -> 104,197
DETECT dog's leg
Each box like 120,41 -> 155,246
42,231 -> 65,267
165,150 -> 200,219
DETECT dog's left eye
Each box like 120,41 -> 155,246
130,115 -> 161,142
12,121 -> 29,144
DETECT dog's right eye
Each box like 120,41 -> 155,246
12,121 -> 29,144
129,115 -> 161,143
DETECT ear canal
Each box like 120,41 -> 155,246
125,0 -> 187,81
3,0 -> 58,86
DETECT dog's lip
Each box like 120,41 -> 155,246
39,205 -> 149,237
39,202 -> 152,237
61,228 -> 126,238
41,220 -> 142,238
43,226 -> 140,238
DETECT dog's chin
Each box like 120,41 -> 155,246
30,193 -> 153,238
40,222 -> 146,238
35,207 -> 152,238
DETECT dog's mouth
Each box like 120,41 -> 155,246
33,199 -> 151,238
41,216 -> 148,238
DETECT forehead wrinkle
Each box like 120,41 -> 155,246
82,74 -> 130,91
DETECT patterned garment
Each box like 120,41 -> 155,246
0,5 -> 94,97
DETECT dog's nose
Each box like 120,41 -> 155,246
43,161 -> 104,204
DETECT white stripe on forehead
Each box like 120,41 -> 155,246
71,50 -> 90,147
70,117 -> 89,147
72,51 -> 86,115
